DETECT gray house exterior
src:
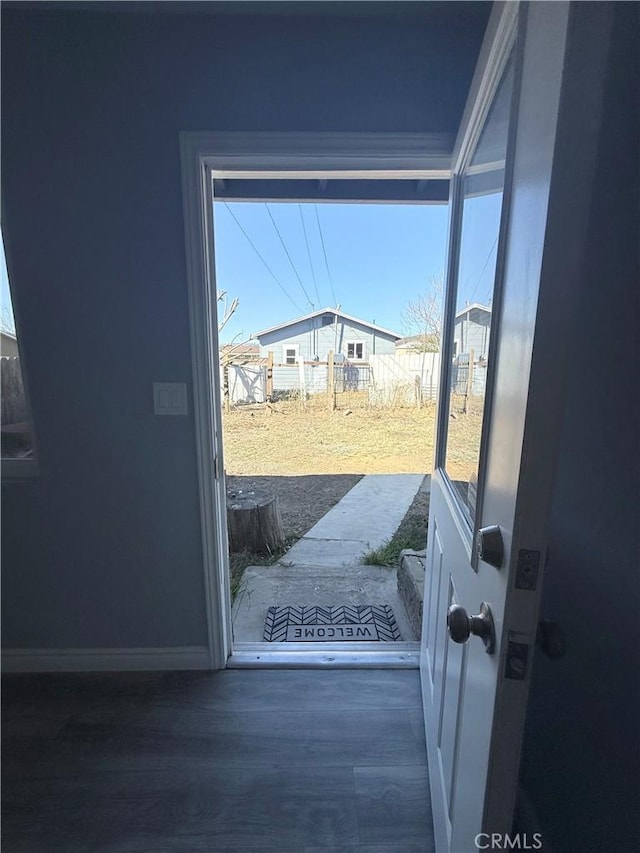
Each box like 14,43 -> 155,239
254,308 -> 401,392
1,330 -> 19,357
453,302 -> 491,359
452,303 -> 491,395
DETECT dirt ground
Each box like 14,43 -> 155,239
223,398 -> 481,482
226,473 -> 363,540
223,404 -> 441,591
223,398 -> 480,552
223,401 -> 438,476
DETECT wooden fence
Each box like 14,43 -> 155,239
449,351 -> 488,413
1,356 -> 33,457
222,349 -> 441,409
1,357 -> 29,425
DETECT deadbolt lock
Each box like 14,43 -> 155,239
476,524 -> 504,568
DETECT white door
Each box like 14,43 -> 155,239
420,3 -> 610,850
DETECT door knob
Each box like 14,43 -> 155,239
447,601 -> 496,654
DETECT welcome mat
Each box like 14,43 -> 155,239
263,605 -> 401,642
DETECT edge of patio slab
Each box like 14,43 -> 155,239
278,473 -> 426,567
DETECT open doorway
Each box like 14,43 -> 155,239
211,177 -> 449,659
179,134 -> 453,666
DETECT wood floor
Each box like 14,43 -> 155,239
1,668 -> 434,853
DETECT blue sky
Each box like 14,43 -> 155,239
1,236 -> 16,334
213,201 -> 450,344
455,191 -> 502,312
1,195 -> 501,344
1,203 -> 450,344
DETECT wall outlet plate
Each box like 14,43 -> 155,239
153,382 -> 188,416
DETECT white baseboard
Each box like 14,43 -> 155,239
1,646 -> 212,673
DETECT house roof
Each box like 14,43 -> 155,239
254,308 -> 401,340
395,333 -> 438,348
220,343 -> 259,356
455,302 -> 491,320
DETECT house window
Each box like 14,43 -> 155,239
346,341 -> 365,360
1,231 -> 36,475
283,344 -> 299,365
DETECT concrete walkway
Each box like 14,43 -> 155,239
279,473 -> 426,567
231,473 -> 427,642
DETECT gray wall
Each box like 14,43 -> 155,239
517,4 -> 640,850
453,312 -> 490,358
1,3 -> 487,650
1,332 -> 20,358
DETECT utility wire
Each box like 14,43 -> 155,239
467,235 -> 499,305
265,203 -> 314,309
314,204 -> 338,307
299,204 -> 322,309
223,203 -> 303,314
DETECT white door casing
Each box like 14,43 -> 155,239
420,2 -> 614,851
180,132 -> 452,668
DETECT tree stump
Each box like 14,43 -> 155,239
226,489 -> 285,555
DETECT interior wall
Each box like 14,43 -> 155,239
1,4 -> 488,651
518,4 -> 640,850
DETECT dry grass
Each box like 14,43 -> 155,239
362,489 -> 430,566
223,397 -> 482,480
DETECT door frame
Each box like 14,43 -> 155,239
180,131 -> 452,668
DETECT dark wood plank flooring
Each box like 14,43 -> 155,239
1,669 -> 434,853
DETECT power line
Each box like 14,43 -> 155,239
265,203 -> 314,309
314,204 -> 338,307
299,204 -> 322,309
467,235 -> 499,305
223,203 -> 303,314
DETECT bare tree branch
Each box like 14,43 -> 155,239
401,275 -> 444,353
1,304 -> 16,336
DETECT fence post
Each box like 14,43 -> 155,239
415,375 -> 422,408
429,363 -> 434,402
297,355 -> 307,408
327,350 -> 335,411
464,349 -> 475,414
266,351 -> 274,400
222,354 -> 231,414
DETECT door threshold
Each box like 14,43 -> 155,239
228,641 -> 420,668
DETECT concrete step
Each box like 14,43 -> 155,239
397,549 -> 426,639
232,563 -> 418,642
